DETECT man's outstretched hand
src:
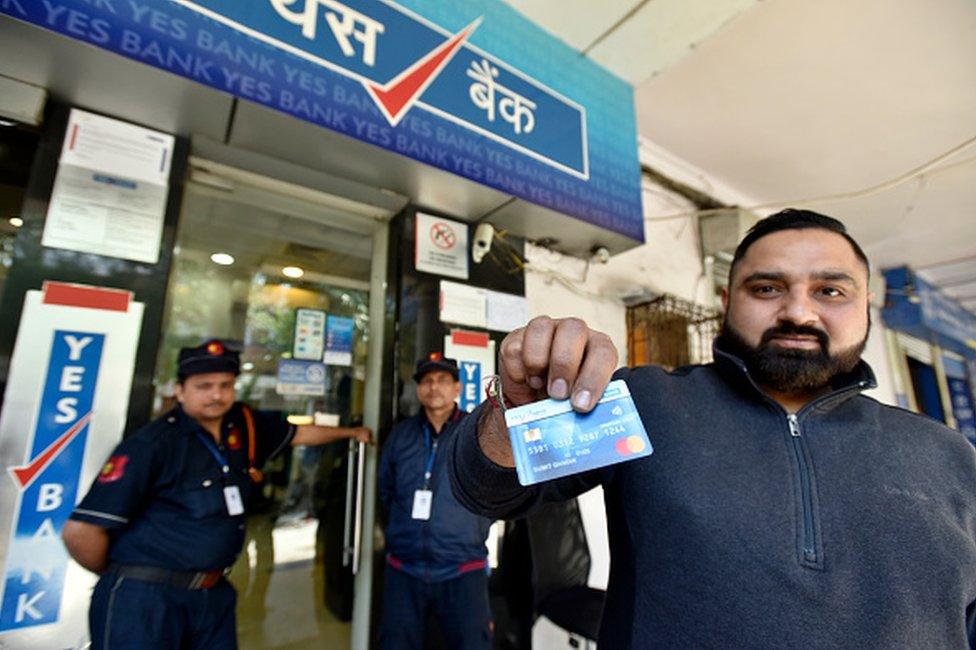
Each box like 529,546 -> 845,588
479,316 -> 618,468
500,316 -> 619,411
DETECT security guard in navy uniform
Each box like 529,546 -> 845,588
61,339 -> 371,649
378,353 -> 493,649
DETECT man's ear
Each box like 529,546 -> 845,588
721,286 -> 730,312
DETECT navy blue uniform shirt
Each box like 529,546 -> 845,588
71,403 -> 293,571
379,407 -> 491,582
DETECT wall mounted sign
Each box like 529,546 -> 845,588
2,0 -> 643,241
41,109 -> 173,264
439,280 -> 526,331
439,280 -> 486,328
883,266 -> 976,360
486,290 -> 528,332
416,213 -> 468,279
942,355 -> 976,443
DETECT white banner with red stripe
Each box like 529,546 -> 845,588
0,282 -> 142,646
444,329 -> 495,413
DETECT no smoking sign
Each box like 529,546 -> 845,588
430,221 -> 458,250
416,213 -> 469,279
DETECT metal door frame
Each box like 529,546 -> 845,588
351,222 -> 388,649
184,140 -> 403,649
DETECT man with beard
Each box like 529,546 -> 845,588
447,209 -> 976,649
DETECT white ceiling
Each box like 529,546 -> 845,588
505,0 -> 760,82
180,183 -> 374,283
506,0 -> 976,311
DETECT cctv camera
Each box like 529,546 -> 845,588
590,245 -> 611,264
472,223 -> 495,264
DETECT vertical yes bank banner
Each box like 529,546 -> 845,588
0,283 -> 142,645
445,330 -> 496,414
0,0 -> 643,241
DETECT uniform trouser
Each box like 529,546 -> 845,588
89,571 -> 237,650
379,565 -> 493,650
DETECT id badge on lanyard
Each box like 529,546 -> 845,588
412,426 -> 437,521
196,431 -> 245,516
411,489 -> 432,520
224,486 -> 244,515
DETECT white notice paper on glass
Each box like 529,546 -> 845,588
294,308 -> 327,361
41,109 -> 174,264
486,291 -> 529,332
440,281 -> 487,328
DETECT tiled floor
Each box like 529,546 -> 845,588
231,514 -> 352,649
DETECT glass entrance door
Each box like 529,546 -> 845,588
153,167 -> 381,648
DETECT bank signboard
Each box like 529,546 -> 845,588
1,0 -> 643,241
0,283 -> 142,645
883,266 -> 976,360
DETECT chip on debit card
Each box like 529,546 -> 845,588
504,379 -> 652,486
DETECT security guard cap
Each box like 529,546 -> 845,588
413,352 -> 459,382
178,339 -> 240,378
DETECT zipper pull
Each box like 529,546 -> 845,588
787,414 -> 801,437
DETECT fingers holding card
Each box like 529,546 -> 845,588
499,316 -> 618,412
504,380 -> 651,486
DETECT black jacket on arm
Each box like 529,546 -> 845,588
448,346 -> 976,649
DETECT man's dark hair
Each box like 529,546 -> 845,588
728,209 -> 870,283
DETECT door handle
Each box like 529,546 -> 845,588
352,440 -> 366,574
342,438 -> 356,567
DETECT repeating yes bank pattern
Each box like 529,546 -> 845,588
175,0 -> 587,175
0,0 -> 643,240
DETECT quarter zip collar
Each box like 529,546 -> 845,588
711,341 -> 877,570
712,340 -> 877,416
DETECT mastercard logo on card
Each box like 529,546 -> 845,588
615,435 -> 647,456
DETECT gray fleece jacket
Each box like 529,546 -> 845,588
448,346 -> 976,649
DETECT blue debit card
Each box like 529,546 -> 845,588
504,380 -> 652,486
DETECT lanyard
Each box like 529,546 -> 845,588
422,424 -> 438,491
195,431 -> 231,479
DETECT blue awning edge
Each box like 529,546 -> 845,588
882,266 -> 976,360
